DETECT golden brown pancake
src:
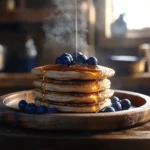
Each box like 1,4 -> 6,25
32,63 -> 115,113
33,89 -> 114,103
32,64 -> 115,80
33,79 -> 111,93
35,98 -> 111,113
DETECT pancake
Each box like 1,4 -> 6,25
33,89 -> 114,103
35,98 -> 111,113
33,79 -> 111,93
32,64 -> 115,80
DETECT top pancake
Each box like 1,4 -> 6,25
32,64 -> 115,80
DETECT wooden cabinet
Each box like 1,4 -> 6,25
0,0 -> 60,23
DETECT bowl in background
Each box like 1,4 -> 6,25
105,55 -> 146,75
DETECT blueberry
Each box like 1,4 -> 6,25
61,53 -> 73,62
111,96 -> 120,103
87,56 -> 98,65
102,106 -> 115,112
55,57 -> 61,64
121,99 -> 131,110
71,60 -> 76,65
37,105 -> 48,114
77,54 -> 87,64
18,100 -> 27,111
112,101 -> 122,111
48,107 -> 57,113
72,52 -> 82,61
61,53 -> 72,58
61,56 -> 71,66
26,103 -> 37,114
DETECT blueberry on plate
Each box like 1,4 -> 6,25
112,101 -> 122,111
87,56 -> 98,65
18,100 -> 28,111
72,52 -> 82,61
77,54 -> 87,64
26,103 -> 37,114
37,105 -> 48,114
121,99 -> 131,110
61,56 -> 71,66
111,96 -> 120,104
48,107 -> 57,113
55,57 -> 62,64
102,106 -> 115,112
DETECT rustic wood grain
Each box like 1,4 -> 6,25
0,121 -> 150,150
0,90 -> 150,131
0,8 -> 60,23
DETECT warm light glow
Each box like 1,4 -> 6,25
88,0 -> 96,56
82,1 -> 88,12
105,0 -> 113,38
88,0 -> 96,25
91,95 -> 98,103
113,0 -> 150,29
92,85 -> 98,92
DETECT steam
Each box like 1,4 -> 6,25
43,0 -> 89,56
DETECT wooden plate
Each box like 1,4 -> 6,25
0,90 -> 150,131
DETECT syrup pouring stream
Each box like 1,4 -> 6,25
40,0 -> 79,103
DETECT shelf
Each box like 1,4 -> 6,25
100,37 -> 150,48
0,8 -> 60,23
0,73 -> 36,88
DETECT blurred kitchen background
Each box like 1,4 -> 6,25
0,0 -> 150,96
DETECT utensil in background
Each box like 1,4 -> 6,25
0,44 -> 8,72
105,55 -> 146,75
4,34 -> 38,73
17,34 -> 38,73
138,43 -> 150,72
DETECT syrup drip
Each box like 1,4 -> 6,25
41,69 -> 47,106
37,64 -> 101,72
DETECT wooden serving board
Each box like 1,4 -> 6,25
0,90 -> 150,131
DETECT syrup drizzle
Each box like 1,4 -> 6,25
36,0 -> 101,107
36,1 -> 78,106
37,64 -> 102,72
41,69 -> 47,106
75,0 -> 78,59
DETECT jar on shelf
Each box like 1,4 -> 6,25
17,34 -> 38,72
0,44 -> 7,72
0,0 -> 15,11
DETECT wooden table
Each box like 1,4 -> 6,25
0,121 -> 150,150
1,73 -> 150,150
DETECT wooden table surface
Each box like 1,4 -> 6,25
0,121 -> 150,150
1,73 -> 150,150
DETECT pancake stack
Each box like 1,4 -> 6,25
31,64 -> 115,113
